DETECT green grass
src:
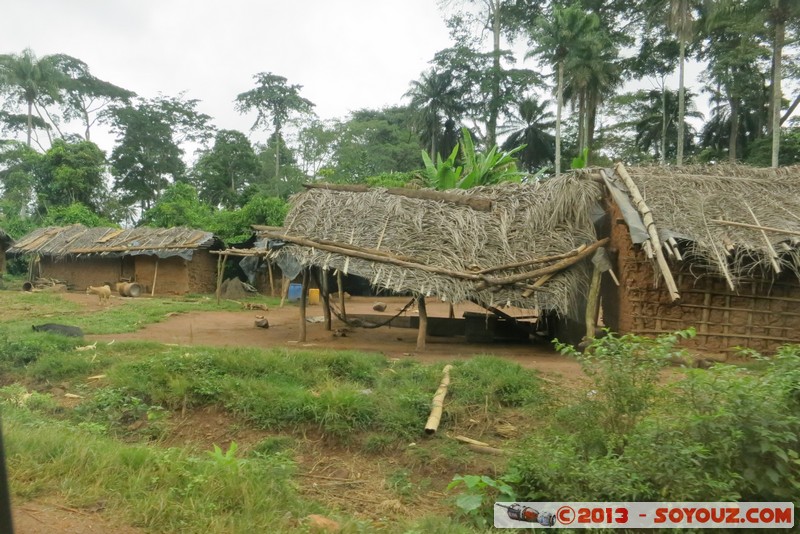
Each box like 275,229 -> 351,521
0,289 -> 533,532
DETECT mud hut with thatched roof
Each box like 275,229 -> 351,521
580,163 -> 800,353
8,225 -> 222,295
256,179 -> 608,346
0,229 -> 13,275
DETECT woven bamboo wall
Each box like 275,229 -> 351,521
604,202 -> 800,353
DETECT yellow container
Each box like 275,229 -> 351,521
308,288 -> 320,305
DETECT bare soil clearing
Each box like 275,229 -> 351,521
75,294 -> 584,378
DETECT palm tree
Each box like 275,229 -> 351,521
527,4 -> 600,178
563,33 -> 621,164
632,89 -> 701,160
500,97 -> 555,172
0,48 -> 66,147
404,69 -> 465,160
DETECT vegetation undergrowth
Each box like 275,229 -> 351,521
456,331 -> 800,525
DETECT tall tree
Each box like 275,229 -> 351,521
527,3 -> 600,178
0,48 -> 66,147
235,72 -> 315,181
49,55 -> 135,141
105,95 -> 213,212
192,129 -> 259,209
32,138 -> 107,213
500,96 -> 555,172
405,69 -> 465,159
0,140 -> 38,216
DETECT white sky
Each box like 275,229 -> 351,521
3,0 -> 454,152
3,1 -> 793,157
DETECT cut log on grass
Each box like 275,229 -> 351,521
424,364 -> 452,434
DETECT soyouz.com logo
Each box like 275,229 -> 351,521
493,502 -> 795,529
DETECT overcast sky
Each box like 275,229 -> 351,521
3,0 -> 455,151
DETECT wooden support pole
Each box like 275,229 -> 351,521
424,364 -> 452,434
337,270 -> 347,322
279,276 -> 289,307
268,262 -> 275,296
416,295 -> 428,351
215,253 -> 223,304
299,269 -> 309,342
711,218 -> 800,238
615,162 -> 680,301
584,263 -> 602,341
151,258 -> 159,297
319,268 -> 332,331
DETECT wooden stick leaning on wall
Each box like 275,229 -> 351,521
299,269 -> 309,342
151,258 -> 159,297
416,295 -> 428,351
424,364 -> 453,434
614,163 -> 680,301
279,276 -> 289,307
215,254 -> 223,304
336,270 -> 347,322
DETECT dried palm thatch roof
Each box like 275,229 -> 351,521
8,225 -> 219,259
261,177 -> 605,316
583,163 -> 800,291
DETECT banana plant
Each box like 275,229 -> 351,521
421,144 -> 462,190
421,128 -> 524,190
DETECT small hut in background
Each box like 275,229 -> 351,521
261,180 -> 607,346
582,163 -> 800,353
8,225 -> 222,295
0,229 -> 13,275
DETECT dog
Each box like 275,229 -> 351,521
86,285 -> 112,304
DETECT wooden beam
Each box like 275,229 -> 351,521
615,162 -> 680,301
416,296 -> 428,351
337,270 -> 347,322
710,218 -> 800,239
299,269 -> 309,342
303,183 -> 493,212
424,364 -> 452,433
584,262 -> 602,341
476,244 -> 588,274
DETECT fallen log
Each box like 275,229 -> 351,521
424,364 -> 453,434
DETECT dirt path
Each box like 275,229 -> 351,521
83,295 -> 584,378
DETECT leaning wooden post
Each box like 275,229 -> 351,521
424,364 -> 453,434
215,253 -> 223,304
267,261 -> 275,296
615,162 -> 680,301
151,258 -> 159,297
416,295 -> 428,351
584,261 -> 603,341
299,269 -> 309,342
321,269 -> 332,331
279,276 -> 289,307
336,270 -> 347,322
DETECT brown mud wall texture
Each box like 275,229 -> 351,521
40,257 -> 122,290
134,255 -> 188,295
603,200 -> 800,353
187,249 -> 217,294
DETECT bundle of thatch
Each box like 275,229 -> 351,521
264,176 -> 604,317
592,164 -> 800,289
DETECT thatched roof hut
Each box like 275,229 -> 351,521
9,225 -> 222,294
9,225 -> 218,258
581,163 -> 800,352
260,178 -> 605,318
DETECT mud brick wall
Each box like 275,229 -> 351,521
187,249 -> 217,294
603,201 -> 800,353
40,257 -> 122,290
134,255 -> 188,295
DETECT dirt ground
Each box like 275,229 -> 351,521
81,294 -> 584,378
11,293 -> 583,533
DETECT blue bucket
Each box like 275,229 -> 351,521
287,283 -> 303,302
